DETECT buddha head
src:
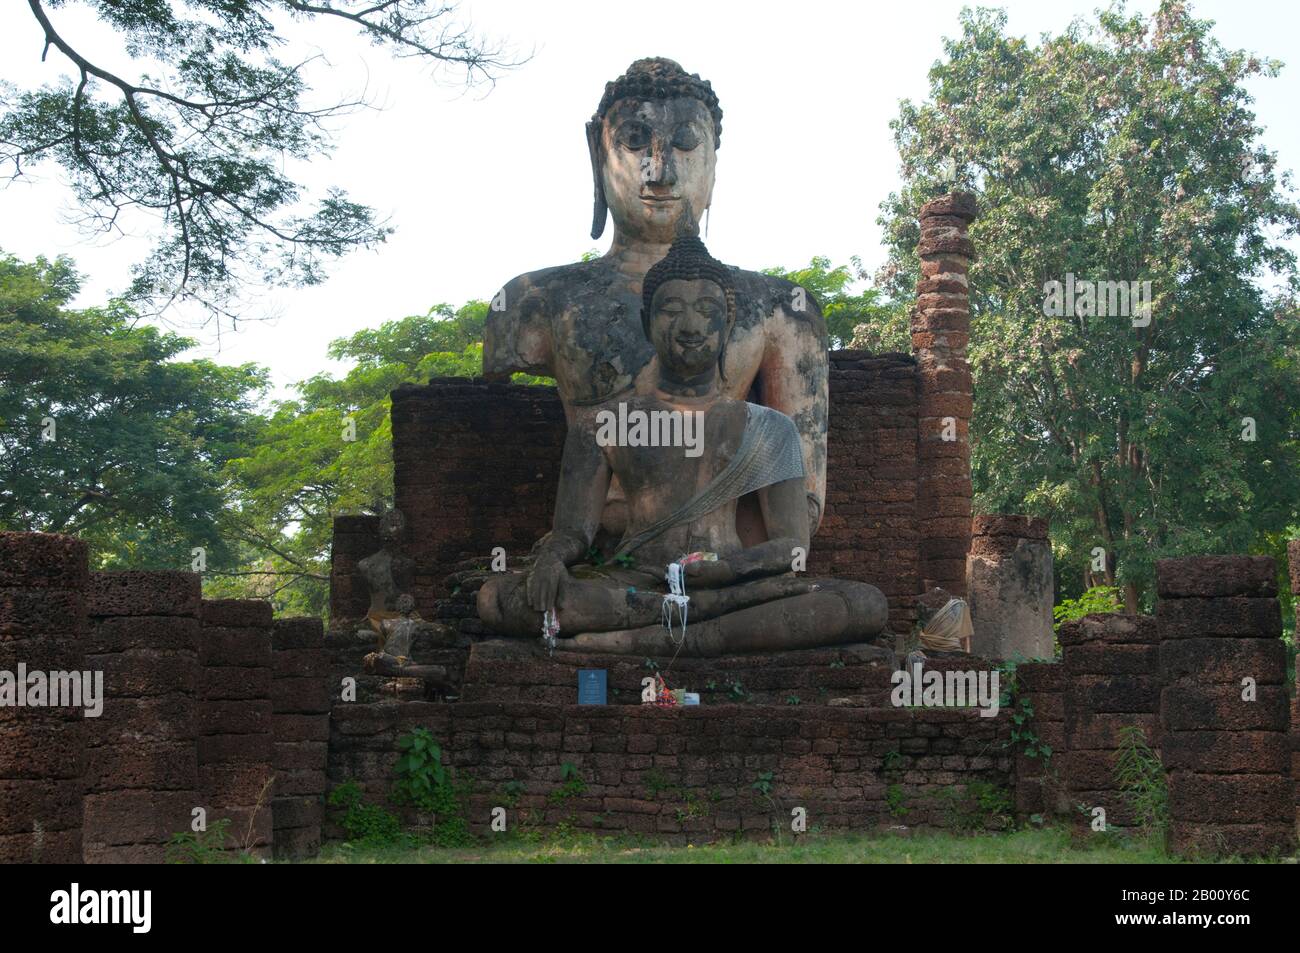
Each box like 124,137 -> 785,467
378,508 -> 406,543
641,233 -> 736,382
588,58 -> 723,243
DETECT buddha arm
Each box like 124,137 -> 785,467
759,284 -> 829,533
527,421 -> 609,614
537,418 -> 610,567
687,476 -> 811,586
482,275 -> 553,379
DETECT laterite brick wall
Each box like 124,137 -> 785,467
84,571 -> 201,862
328,701 -> 1013,839
0,533 -> 89,863
198,599 -> 275,858
1059,613 -> 1160,834
271,616 -> 330,859
1156,556 -> 1294,857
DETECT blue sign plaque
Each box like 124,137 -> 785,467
577,669 -> 607,706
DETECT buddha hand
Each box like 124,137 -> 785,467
527,553 -> 568,613
683,557 -> 735,588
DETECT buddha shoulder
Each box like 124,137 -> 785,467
490,258 -> 621,317
483,258 -> 621,376
728,268 -> 827,333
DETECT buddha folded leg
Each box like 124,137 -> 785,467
477,567 -> 823,639
556,577 -> 888,657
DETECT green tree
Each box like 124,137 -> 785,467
217,301 -> 548,614
762,257 -> 907,351
0,250 -> 266,568
1,1 -> 521,323
877,3 -> 1300,610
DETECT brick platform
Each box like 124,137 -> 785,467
329,699 -> 1013,840
458,638 -> 903,707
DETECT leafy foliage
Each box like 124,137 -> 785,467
391,728 -> 472,846
878,3 -> 1300,608
762,257 -> 907,350
1,0 -> 522,323
165,818 -> 236,864
0,251 -> 265,570
1113,724 -> 1169,839
547,761 -> 587,804
1053,586 -> 1123,632
327,780 -> 404,847
931,782 -> 1013,832
392,727 -> 448,810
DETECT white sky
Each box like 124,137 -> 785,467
2,0 -> 1297,399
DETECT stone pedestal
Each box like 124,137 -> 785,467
966,515 -> 1054,660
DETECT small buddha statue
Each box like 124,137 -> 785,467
354,509 -> 418,646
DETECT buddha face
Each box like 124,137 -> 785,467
648,277 -> 728,379
379,510 -> 405,542
599,97 -> 716,244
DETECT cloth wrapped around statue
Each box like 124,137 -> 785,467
612,402 -> 805,560
918,598 -> 974,653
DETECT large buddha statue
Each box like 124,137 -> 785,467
477,234 -> 886,656
484,57 -> 828,542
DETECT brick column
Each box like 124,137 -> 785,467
199,599 -> 274,858
912,192 -> 977,597
0,533 -> 89,863
83,570 -> 201,862
271,616 -> 329,859
1156,556 -> 1294,857
1059,613 -> 1160,837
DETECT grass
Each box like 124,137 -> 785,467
295,825 -> 1279,865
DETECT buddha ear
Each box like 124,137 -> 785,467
586,119 -> 608,240
718,287 -> 737,383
